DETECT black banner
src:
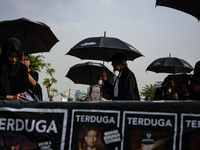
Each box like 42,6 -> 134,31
0,100 -> 200,150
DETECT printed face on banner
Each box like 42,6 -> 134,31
85,129 -> 98,148
122,111 -> 177,150
69,109 -> 121,150
0,108 -> 68,150
180,114 -> 200,150
90,85 -> 102,101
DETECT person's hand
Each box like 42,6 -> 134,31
166,88 -> 172,95
173,92 -> 178,100
13,93 -> 28,100
101,69 -> 107,81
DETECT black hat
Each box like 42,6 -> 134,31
108,53 -> 127,61
139,131 -> 157,143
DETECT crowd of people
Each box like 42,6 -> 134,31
153,61 -> 200,101
0,37 -> 199,101
89,53 -> 200,102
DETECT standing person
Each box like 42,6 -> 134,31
101,53 -> 140,101
0,38 -> 28,100
190,61 -> 200,100
178,81 -> 191,100
21,53 -> 42,100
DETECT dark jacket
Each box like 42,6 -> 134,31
0,38 -> 29,99
104,67 -> 140,101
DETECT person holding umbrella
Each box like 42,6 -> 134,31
101,53 -> 140,101
0,38 -> 28,100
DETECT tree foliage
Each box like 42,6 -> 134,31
29,55 -> 46,72
141,84 -> 157,101
42,63 -> 58,101
68,97 -> 74,101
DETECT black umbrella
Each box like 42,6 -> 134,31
0,17 -> 59,54
66,36 -> 143,62
146,57 -> 194,74
156,0 -> 200,21
66,61 -> 114,85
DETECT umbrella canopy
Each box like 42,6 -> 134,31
66,36 -> 143,62
156,0 -> 200,21
0,17 -> 59,54
66,61 -> 115,85
146,57 -> 194,74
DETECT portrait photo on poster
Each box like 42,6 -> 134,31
69,109 -> 120,150
89,85 -> 102,101
79,126 -> 107,150
122,111 -> 177,150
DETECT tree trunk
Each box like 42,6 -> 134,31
47,86 -> 53,101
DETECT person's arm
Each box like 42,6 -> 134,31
28,71 -> 38,87
6,93 -> 27,100
28,73 -> 37,86
101,97 -> 112,101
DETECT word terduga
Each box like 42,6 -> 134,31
127,117 -> 172,127
76,115 -> 115,124
0,118 -> 58,133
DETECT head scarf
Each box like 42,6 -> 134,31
0,38 -> 22,94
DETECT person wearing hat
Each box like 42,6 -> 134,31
139,131 -> 157,150
101,53 -> 140,101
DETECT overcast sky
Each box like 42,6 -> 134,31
1,0 -> 200,101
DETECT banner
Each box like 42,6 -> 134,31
0,100 -> 200,150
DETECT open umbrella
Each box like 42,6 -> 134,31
0,17 -> 59,54
156,0 -> 200,21
66,36 -> 143,62
146,56 -> 194,74
66,61 -> 114,85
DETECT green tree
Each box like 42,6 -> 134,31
141,84 -> 157,101
68,97 -> 74,101
42,63 -> 58,101
83,92 -> 89,101
29,55 -> 46,72
76,97 -> 81,101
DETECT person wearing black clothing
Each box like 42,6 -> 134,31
21,54 -> 38,91
0,38 -> 28,100
101,53 -> 140,101
21,53 -> 42,100
154,77 -> 178,100
190,61 -> 200,100
178,81 -> 191,100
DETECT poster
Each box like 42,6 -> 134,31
122,111 -> 177,150
89,85 -> 102,101
69,109 -> 121,150
0,107 -> 68,150
180,114 -> 200,150
0,100 -> 199,149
